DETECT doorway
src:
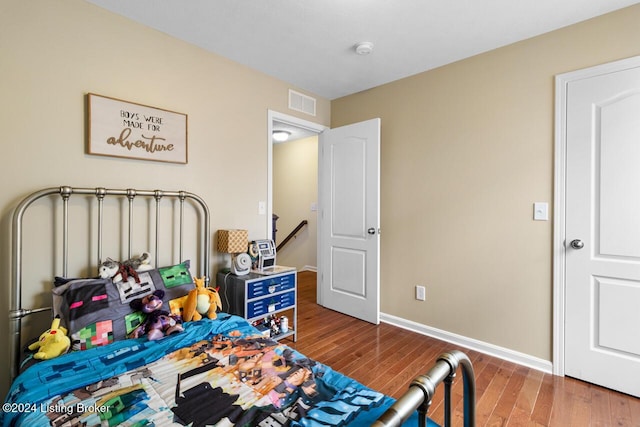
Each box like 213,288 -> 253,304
267,111 -> 382,324
267,110 -> 325,270
271,119 -> 321,271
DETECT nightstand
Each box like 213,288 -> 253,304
217,268 -> 297,341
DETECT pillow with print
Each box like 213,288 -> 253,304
53,260 -> 196,351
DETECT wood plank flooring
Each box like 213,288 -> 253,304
286,270 -> 640,426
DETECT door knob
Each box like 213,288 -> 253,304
367,228 -> 376,235
570,239 -> 584,250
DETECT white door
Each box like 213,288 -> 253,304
564,57 -> 640,397
318,118 -> 380,324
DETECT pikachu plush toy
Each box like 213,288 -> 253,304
28,316 -> 71,360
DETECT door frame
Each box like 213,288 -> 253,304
267,109 -> 327,291
553,54 -> 640,377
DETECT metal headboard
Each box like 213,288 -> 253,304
9,186 -> 210,382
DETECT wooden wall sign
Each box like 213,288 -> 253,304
88,93 -> 188,164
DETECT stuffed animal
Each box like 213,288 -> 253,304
132,289 -> 165,313
183,277 -> 222,322
28,316 -> 71,360
98,258 -> 119,280
99,253 -> 152,283
129,290 -> 184,340
123,252 -> 153,272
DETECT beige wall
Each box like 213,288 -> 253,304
273,137 -> 318,270
332,5 -> 640,363
0,0 -> 329,397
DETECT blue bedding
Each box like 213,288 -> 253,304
2,314 -> 437,427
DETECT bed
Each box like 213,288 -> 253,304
2,186 -> 476,427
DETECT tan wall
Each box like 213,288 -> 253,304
331,5 -> 640,362
273,137 -> 318,270
0,0 -> 329,397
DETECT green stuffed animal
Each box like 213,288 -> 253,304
28,316 -> 71,360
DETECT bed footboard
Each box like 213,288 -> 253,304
373,350 -> 476,427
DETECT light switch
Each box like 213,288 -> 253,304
258,201 -> 266,215
533,202 -> 548,221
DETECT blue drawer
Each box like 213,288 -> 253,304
247,273 -> 295,299
247,290 -> 296,319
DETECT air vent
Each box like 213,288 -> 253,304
288,89 -> 316,116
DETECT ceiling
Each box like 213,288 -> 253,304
86,0 -> 639,100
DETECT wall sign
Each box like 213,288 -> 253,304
87,93 -> 188,164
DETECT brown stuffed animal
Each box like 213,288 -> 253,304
183,277 -> 222,321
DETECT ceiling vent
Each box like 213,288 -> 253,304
288,89 -> 316,116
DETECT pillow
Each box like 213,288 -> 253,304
52,260 -> 195,351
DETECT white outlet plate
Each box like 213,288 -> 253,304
416,285 -> 426,301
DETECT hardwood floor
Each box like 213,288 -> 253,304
287,270 -> 640,426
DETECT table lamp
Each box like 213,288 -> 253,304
217,229 -> 251,275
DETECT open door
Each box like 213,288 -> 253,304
318,118 -> 380,324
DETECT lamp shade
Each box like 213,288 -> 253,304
217,229 -> 248,253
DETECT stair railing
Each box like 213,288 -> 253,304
276,219 -> 308,251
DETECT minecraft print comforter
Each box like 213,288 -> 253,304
2,314 -> 428,427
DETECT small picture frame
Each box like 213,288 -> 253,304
87,93 -> 188,164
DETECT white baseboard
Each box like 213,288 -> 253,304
301,265 -> 317,272
380,312 -> 553,374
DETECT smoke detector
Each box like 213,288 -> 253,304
355,42 -> 374,55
